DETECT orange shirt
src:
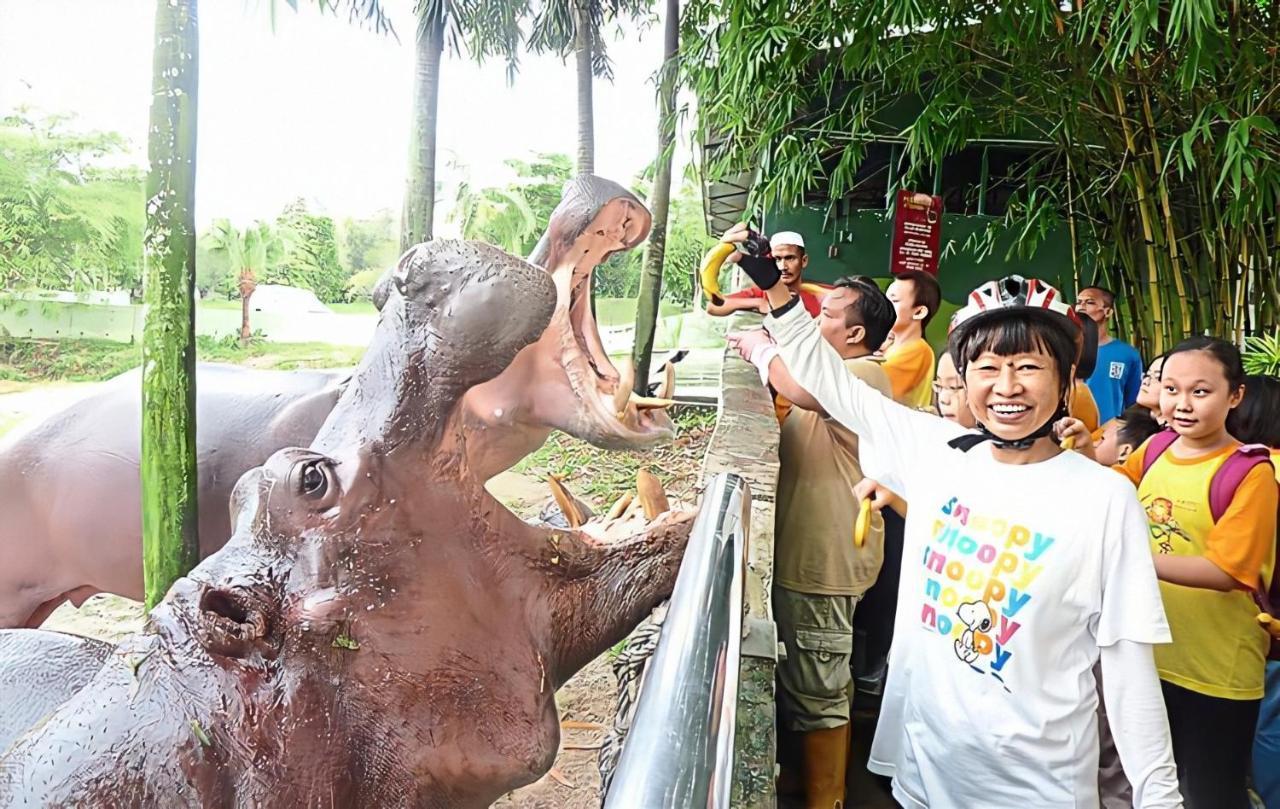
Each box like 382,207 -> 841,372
1069,381 -> 1101,434
882,337 -> 935,408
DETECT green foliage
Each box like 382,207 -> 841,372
528,0 -> 656,81
450,153 -> 574,256
203,218 -> 289,298
681,0 -> 1280,353
344,267 -> 384,302
273,199 -> 347,302
595,180 -> 711,304
0,113 -> 145,296
0,337 -> 141,383
338,209 -> 399,275
1244,333 -> 1280,377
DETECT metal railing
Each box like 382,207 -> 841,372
603,472 -> 751,809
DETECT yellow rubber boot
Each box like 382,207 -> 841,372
802,723 -> 849,809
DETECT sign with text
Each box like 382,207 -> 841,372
890,190 -> 943,276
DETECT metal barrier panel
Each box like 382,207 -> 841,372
603,473 -> 750,809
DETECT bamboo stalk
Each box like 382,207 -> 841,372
1111,80 -> 1166,354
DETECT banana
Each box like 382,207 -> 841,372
698,242 -> 736,306
1259,612 -> 1280,640
1060,435 -> 1076,451
854,498 -> 872,548
799,282 -> 830,298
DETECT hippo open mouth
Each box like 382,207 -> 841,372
561,199 -> 676,443
521,176 -> 676,453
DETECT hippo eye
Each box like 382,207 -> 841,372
298,461 -> 330,499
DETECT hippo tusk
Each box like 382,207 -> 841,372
654,362 -> 676,401
606,492 -> 634,521
636,470 -> 670,520
630,393 -> 676,411
547,475 -> 586,529
613,360 -> 635,418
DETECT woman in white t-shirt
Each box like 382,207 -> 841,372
727,260 -> 1182,807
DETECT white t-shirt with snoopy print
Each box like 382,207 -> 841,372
765,302 -> 1177,808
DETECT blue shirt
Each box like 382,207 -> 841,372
1086,339 -> 1143,424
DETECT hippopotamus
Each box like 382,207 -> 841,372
0,175 -> 674,629
0,239 -> 694,805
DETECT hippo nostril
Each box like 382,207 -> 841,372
201,589 -> 249,625
198,588 -> 274,659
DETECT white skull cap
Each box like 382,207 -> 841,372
769,231 -> 805,250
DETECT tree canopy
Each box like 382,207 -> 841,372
681,0 -> 1279,353
0,113 -> 145,295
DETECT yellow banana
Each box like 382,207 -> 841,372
1258,612 -> 1280,640
799,282 -> 830,298
854,498 -> 872,548
1060,435 -> 1076,451
698,242 -> 736,306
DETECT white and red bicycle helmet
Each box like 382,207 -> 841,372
950,275 -> 1082,337
946,275 -> 1083,452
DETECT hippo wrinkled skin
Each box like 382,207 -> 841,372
0,240 -> 693,806
0,175 -> 672,628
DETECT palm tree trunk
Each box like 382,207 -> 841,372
238,269 -> 256,346
631,0 -> 679,393
572,0 -> 595,175
401,10 -> 446,251
141,0 -> 200,610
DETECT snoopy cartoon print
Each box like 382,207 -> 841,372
954,600 -> 995,665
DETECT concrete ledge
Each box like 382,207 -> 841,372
700,311 -> 779,808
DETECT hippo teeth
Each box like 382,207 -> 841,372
547,474 -> 586,529
605,492 -> 634,521
612,359 -> 635,417
654,362 -> 676,401
636,470 -> 671,520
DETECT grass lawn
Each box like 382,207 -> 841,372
0,336 -> 365,384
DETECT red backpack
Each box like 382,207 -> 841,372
1140,430 -> 1280,659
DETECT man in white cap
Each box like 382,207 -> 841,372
706,229 -> 826,318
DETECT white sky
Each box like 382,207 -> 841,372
0,0 -> 694,233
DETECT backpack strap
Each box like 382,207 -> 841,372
1140,429 -> 1179,479
1208,444 -> 1273,523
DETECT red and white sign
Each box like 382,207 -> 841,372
889,190 -> 943,276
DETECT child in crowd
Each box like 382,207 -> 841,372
1094,405 -> 1162,467
728,251 -> 1180,807
1136,354 -> 1167,422
739,277 -> 897,807
1116,339 -> 1277,809
933,348 -> 976,428
883,270 -> 941,408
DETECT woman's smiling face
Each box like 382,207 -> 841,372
965,347 -> 1065,442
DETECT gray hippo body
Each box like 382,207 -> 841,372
0,364 -> 344,627
0,239 -> 692,806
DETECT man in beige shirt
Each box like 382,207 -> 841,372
732,276 -> 897,809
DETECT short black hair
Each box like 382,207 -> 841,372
833,275 -> 895,352
1117,404 -> 1162,449
1164,336 -> 1246,390
1227,374 -> 1280,447
1081,285 -> 1116,307
895,270 -> 942,329
948,308 -> 1078,399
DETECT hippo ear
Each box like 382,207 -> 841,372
371,249 -> 418,312
396,240 -> 557,397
